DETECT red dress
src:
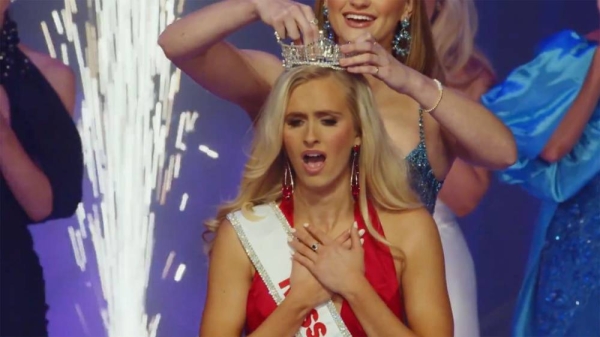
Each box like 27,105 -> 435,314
245,200 -> 404,336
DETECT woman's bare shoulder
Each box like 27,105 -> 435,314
377,207 -> 439,250
20,45 -> 77,116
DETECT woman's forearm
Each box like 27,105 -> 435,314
342,277 -> 417,337
158,0 -> 259,62
247,292 -> 314,337
540,47 -> 600,162
438,160 -> 490,217
404,70 -> 517,169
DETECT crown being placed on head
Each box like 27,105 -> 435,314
275,30 -> 343,70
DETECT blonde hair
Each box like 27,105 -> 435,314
431,0 -> 495,86
314,0 -> 444,80
204,66 -> 420,251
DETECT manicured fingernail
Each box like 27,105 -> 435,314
353,221 -> 358,228
303,223 -> 309,228
287,236 -> 293,242
358,229 -> 366,236
360,238 -> 364,245
290,228 -> 296,233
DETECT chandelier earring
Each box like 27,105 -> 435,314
392,18 -> 411,59
351,145 -> 360,201
322,5 -> 335,40
282,160 -> 294,200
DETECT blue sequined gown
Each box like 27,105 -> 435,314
406,112 -> 480,337
482,30 -> 600,337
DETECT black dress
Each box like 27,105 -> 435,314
0,16 -> 83,336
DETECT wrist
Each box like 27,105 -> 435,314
400,66 -> 427,97
338,274 -> 369,300
285,290 -> 318,316
410,75 -> 443,113
244,0 -> 262,22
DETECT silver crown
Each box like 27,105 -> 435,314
275,30 -> 343,70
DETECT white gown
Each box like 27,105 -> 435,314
434,199 -> 480,337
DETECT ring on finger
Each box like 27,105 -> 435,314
311,243 -> 319,252
310,18 -> 318,26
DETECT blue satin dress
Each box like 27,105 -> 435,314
482,30 -> 600,337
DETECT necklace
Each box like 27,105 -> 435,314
0,14 -> 29,80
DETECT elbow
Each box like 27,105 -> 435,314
501,138 -> 518,168
487,124 -> 518,169
28,189 -> 81,223
26,200 -> 53,222
157,27 -> 185,62
447,190 -> 486,217
539,145 -> 564,163
158,31 -> 175,60
491,139 -> 518,170
452,202 -> 478,218
440,173 -> 490,217
157,28 -> 191,63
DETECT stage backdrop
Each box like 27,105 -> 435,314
10,0 -> 596,336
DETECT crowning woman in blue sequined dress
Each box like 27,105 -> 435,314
482,28 -> 600,336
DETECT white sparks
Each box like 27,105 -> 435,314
68,225 -> 87,271
175,111 -> 199,151
199,144 -> 219,159
40,21 -> 56,59
174,153 -> 182,179
51,10 -> 64,35
174,264 -> 186,282
179,193 -> 189,212
42,1 -> 194,336
161,251 -> 176,280
60,43 -> 69,65
75,303 -> 92,337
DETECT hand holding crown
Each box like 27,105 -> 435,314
275,30 -> 343,70
275,22 -> 413,95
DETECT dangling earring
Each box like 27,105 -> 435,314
322,5 -> 335,40
350,145 -> 360,201
392,18 -> 411,59
282,161 -> 294,200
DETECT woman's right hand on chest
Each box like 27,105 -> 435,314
251,0 -> 319,44
287,259 -> 331,309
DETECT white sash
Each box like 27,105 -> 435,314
227,202 -> 351,337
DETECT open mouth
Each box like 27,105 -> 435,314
344,13 -> 376,24
302,152 -> 326,172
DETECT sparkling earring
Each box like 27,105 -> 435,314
282,161 -> 294,200
322,5 -> 335,40
392,18 -> 411,59
351,145 -> 360,201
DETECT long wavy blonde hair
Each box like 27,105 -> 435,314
204,66 -> 420,251
431,0 -> 495,86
